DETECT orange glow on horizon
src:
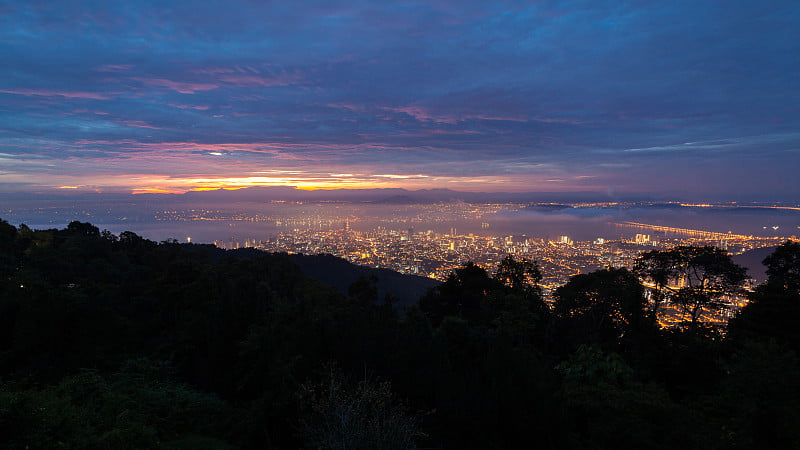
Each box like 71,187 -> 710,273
15,169 -> 606,195
126,178 -> 394,195
131,187 -> 184,194
183,176 -> 394,192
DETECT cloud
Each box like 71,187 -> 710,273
133,78 -> 218,94
218,72 -> 304,87
94,64 -> 133,72
380,106 -> 529,124
115,120 -> 160,130
168,103 -> 210,110
0,89 -> 110,100
0,0 -> 797,198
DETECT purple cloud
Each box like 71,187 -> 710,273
0,0 -> 796,199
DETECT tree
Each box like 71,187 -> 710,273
634,249 -> 680,324
763,240 -> 800,292
418,262 -> 498,325
551,267 -> 647,352
348,274 -> 379,307
420,257 -> 548,331
668,246 -> 747,329
728,241 -> 800,350
298,367 -> 420,450
493,255 -> 542,294
712,341 -> 800,450
0,219 -> 19,281
66,221 -> 100,237
555,345 -> 693,449
635,246 -> 747,330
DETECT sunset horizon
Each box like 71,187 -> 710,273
2,1 -> 798,200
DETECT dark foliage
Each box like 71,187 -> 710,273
551,267 -> 648,355
634,245 -> 748,336
0,220 -> 797,449
729,241 -> 800,352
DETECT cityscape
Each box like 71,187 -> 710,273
6,199 -> 795,293
2,1 -> 799,448
6,195 -> 798,326
212,213 -> 788,288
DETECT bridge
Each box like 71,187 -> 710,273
613,221 -> 753,240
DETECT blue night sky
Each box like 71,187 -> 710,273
1,1 -> 798,199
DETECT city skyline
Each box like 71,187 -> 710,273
1,1 -> 798,199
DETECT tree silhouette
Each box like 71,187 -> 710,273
634,249 -> 680,323
552,267 -> 646,352
729,241 -> 800,350
635,246 -> 747,330
493,255 -> 542,294
298,367 -> 420,450
667,246 -> 747,329
418,262 -> 498,325
763,240 -> 800,292
66,221 -> 100,237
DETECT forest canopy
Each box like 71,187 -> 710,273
0,219 -> 798,449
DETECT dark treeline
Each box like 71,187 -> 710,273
1,219 -> 799,449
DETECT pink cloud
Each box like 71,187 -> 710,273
75,139 -> 138,145
427,129 -> 483,135
382,106 -> 458,124
68,140 -> 424,164
327,103 -> 367,112
94,64 -> 133,72
71,109 -> 111,115
381,106 -> 528,124
0,89 -> 109,100
134,78 -> 218,94
194,67 -> 237,74
168,103 -> 210,110
218,72 -> 303,87
357,129 -> 483,139
473,114 -> 527,122
532,116 -> 587,125
116,120 -> 160,130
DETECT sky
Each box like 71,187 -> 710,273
1,0 -> 798,200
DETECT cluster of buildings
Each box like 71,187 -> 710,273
214,224 -> 790,295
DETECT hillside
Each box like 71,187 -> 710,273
1,220 -> 799,449
287,253 -> 440,310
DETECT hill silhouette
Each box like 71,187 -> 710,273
164,244 -> 439,310
1,219 -> 798,449
287,253 -> 439,311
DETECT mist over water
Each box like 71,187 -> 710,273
489,207 -> 800,241
9,203 -> 799,244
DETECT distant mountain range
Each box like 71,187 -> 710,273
0,186 -> 667,206
4,185 -> 796,208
